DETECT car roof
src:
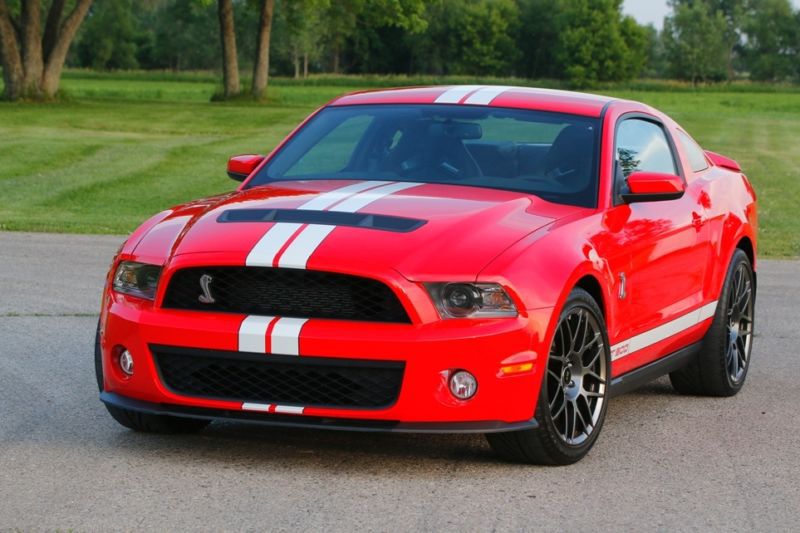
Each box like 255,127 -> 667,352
329,85 -> 621,118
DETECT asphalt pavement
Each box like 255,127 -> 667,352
1,231 -> 798,531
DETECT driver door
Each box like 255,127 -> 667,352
608,117 -> 709,370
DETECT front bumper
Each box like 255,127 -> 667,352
100,391 -> 538,433
100,295 -> 554,431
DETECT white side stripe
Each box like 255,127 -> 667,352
238,315 -> 276,353
277,224 -> 337,269
434,85 -> 483,104
330,181 -> 421,213
270,317 -> 308,356
463,86 -> 512,105
298,180 -> 388,211
246,222 -> 302,267
611,301 -> 718,361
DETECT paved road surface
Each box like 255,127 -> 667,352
1,231 -> 798,531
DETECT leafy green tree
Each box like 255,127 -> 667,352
516,0 -> 564,79
708,0 -> 745,80
274,0 -> 328,78
557,0 -> 647,86
662,0 -> 728,84
740,0 -> 798,81
76,0 -> 139,69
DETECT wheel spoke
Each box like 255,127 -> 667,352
585,370 -> 606,385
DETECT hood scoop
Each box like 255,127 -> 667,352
217,208 -> 426,233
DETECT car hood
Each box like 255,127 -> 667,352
131,180 -> 583,280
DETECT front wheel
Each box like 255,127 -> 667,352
487,288 -> 610,465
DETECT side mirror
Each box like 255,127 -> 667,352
227,154 -> 265,182
621,171 -> 685,203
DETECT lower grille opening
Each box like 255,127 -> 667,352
152,345 -> 404,409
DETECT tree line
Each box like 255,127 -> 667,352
2,0 -> 800,101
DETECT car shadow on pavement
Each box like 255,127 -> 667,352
97,377 -> 683,471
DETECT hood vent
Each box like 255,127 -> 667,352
218,208 -> 426,233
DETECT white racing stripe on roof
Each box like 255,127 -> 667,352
463,86 -> 513,105
434,85 -> 484,104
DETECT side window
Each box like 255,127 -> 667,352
676,130 -> 710,173
615,119 -> 677,177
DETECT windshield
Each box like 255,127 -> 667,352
249,104 -> 600,207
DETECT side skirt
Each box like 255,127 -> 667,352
609,342 -> 701,398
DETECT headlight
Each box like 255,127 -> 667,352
112,261 -> 161,300
426,282 -> 518,319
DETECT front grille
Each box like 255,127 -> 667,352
162,267 -> 410,323
152,346 -> 405,409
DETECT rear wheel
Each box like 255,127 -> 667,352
670,249 -> 755,396
95,321 -> 210,434
487,288 -> 610,465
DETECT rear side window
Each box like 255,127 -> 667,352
615,119 -> 677,177
676,130 -> 710,173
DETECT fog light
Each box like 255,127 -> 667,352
118,349 -> 134,376
449,370 -> 477,400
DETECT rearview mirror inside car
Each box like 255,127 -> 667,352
621,171 -> 685,203
227,154 -> 265,182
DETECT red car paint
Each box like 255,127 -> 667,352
99,86 -> 757,428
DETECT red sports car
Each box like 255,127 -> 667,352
97,86 -> 757,464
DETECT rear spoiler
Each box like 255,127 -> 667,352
705,150 -> 741,172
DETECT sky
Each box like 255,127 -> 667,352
623,0 -> 800,30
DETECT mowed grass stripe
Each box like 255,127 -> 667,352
0,78 -> 797,256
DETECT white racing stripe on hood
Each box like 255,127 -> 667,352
245,181 -> 390,267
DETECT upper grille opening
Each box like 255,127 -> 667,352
162,267 -> 411,323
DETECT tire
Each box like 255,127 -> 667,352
669,249 -> 755,397
487,288 -> 610,465
95,321 -> 210,434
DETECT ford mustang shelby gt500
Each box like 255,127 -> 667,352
97,86 -> 757,464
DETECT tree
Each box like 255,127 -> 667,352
217,0 -> 239,96
709,0 -> 745,81
662,0 -> 727,84
0,0 -> 93,100
557,0 -> 648,86
76,0 -> 139,70
250,0 -> 273,98
740,0 -> 798,81
276,0 -> 328,79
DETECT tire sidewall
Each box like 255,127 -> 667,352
712,249 -> 755,392
536,288 -> 611,463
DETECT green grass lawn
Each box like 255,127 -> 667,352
1,72 -> 798,257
